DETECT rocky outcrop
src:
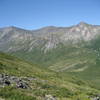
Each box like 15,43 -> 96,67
89,95 -> 100,100
0,74 -> 32,89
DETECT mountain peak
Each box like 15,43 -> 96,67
78,21 -> 88,25
6,26 -> 21,30
0,26 -> 30,32
0,26 -> 18,31
76,22 -> 90,28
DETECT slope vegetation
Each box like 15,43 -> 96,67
0,52 -> 99,100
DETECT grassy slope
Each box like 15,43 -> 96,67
0,52 -> 100,100
11,39 -> 100,89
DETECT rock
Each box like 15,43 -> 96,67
16,80 -> 29,89
90,95 -> 100,100
0,98 -> 5,100
4,79 -> 11,86
0,73 -> 30,89
45,95 -> 57,100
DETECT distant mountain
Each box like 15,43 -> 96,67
0,22 -> 100,89
0,22 -> 100,53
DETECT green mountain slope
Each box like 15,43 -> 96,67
0,23 -> 100,100
0,52 -> 100,100
10,37 -> 100,89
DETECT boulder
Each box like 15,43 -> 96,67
16,80 -> 29,89
45,95 -> 57,100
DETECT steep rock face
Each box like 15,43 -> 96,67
0,22 -> 100,52
61,22 -> 100,42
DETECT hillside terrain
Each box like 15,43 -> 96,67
0,22 -> 100,99
0,52 -> 100,100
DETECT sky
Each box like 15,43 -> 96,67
0,0 -> 100,29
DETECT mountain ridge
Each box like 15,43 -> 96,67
1,21 -> 100,30
0,22 -> 100,53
